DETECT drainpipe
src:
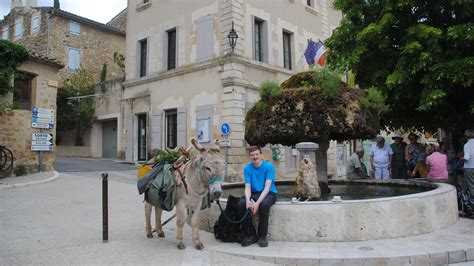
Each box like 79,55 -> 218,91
46,8 -> 55,58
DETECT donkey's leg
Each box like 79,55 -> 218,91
191,204 -> 204,250
144,202 -> 153,238
155,207 -> 165,238
176,202 -> 186,250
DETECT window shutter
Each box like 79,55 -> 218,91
177,107 -> 187,147
68,48 -> 80,70
124,103 -> 134,162
196,15 -> 214,60
151,109 -> 163,149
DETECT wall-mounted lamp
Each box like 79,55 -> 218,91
227,21 -> 238,54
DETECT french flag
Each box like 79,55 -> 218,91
304,39 -> 326,66
314,39 -> 326,66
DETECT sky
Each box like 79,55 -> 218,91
0,0 -> 128,24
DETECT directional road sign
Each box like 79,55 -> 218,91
220,122 -> 231,136
31,133 -> 53,152
218,139 -> 231,147
32,107 -> 55,129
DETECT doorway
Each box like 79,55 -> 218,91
102,119 -> 117,158
137,114 -> 147,161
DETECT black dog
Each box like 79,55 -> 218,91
214,195 -> 256,242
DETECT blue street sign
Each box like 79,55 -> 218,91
220,122 -> 231,136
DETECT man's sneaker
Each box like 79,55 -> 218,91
241,235 -> 257,247
258,237 -> 268,247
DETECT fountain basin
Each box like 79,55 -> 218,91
198,180 -> 458,242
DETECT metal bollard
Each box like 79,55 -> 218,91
102,173 -> 109,243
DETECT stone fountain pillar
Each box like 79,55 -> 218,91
295,141 -> 328,183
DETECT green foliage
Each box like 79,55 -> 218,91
0,102 -> 18,116
326,0 -> 474,132
54,0 -> 60,9
154,149 -> 181,164
113,52 -> 125,73
57,67 -> 97,146
100,64 -> 107,93
312,68 -> 341,99
360,87 -> 388,112
14,164 -> 27,177
0,40 -> 29,97
259,81 -> 282,102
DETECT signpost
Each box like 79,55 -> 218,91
31,107 -> 55,172
32,107 -> 55,129
219,122 -> 231,179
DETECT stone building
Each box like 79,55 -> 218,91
122,0 -> 342,181
0,54 -> 63,173
0,0 -> 126,172
0,0 -> 126,82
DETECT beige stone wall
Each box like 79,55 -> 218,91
106,8 -> 127,32
0,8 -> 49,55
0,60 -> 60,174
49,16 -> 125,82
1,7 -> 126,83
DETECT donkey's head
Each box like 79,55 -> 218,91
191,138 -> 224,200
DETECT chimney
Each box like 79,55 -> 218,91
25,0 -> 37,8
11,0 -> 23,9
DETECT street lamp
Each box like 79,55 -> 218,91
227,21 -> 238,54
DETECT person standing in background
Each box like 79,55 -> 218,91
462,130 -> 474,196
390,133 -> 407,179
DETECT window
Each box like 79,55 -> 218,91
68,47 -> 80,70
254,18 -> 263,62
165,109 -> 177,148
167,28 -> 176,70
283,31 -> 292,70
139,38 -> 147,77
69,21 -> 80,35
14,20 -> 22,38
31,16 -> 39,33
307,0 -> 314,7
2,25 -> 8,40
13,72 -> 34,110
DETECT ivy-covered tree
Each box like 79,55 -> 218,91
54,0 -> 60,9
0,40 -> 29,115
57,67 -> 96,146
325,0 -> 474,137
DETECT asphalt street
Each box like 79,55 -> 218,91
54,156 -> 138,184
0,160 -> 222,265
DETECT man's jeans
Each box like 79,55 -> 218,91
237,192 -> 277,239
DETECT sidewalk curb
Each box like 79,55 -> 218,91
0,171 -> 60,189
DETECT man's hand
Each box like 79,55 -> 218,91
252,202 -> 260,215
246,199 -> 254,210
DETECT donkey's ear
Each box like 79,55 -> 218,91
191,137 -> 206,152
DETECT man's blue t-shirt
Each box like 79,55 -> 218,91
244,161 -> 278,194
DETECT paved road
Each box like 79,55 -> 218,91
0,172 -> 223,265
55,156 -> 137,172
54,156 -> 138,184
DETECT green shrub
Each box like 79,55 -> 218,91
360,87 -> 388,111
312,68 -> 341,99
14,164 -> 27,176
259,81 -> 282,102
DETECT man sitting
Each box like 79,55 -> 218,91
237,146 -> 278,247
346,148 -> 369,180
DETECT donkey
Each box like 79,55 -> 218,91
144,138 -> 224,250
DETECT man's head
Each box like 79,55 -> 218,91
375,136 -> 385,148
465,129 -> 474,139
408,133 -> 419,144
248,146 -> 263,166
392,132 -> 402,144
355,148 -> 364,159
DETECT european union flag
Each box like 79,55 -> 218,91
304,39 -> 317,65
